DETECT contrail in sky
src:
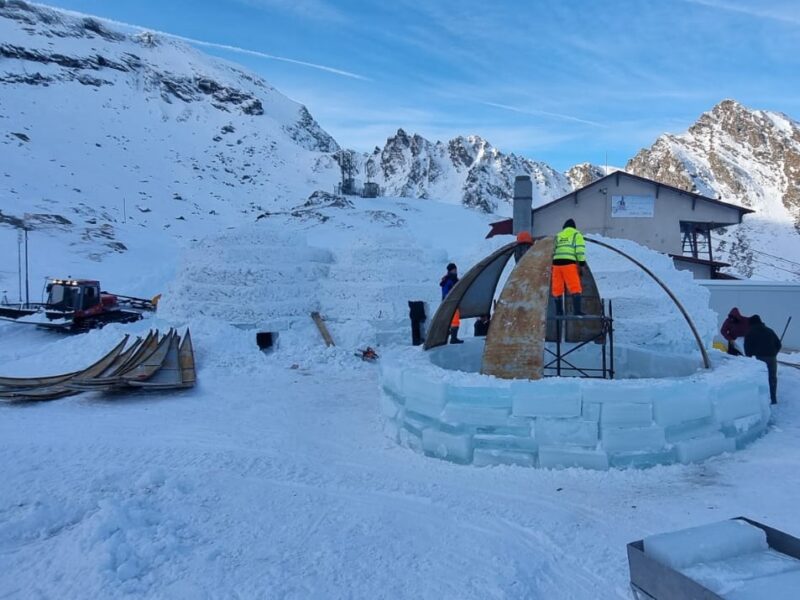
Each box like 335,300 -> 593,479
36,2 -> 370,81
479,101 -> 606,127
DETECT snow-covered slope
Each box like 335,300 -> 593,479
0,0 -> 339,275
626,100 -> 800,280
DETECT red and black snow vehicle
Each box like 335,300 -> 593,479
0,278 -> 158,333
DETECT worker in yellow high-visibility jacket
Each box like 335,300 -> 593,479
552,218 -> 586,316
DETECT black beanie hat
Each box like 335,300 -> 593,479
564,218 -> 576,229
446,262 -> 457,272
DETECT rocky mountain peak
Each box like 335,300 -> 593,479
133,31 -> 161,48
565,163 -> 606,189
626,100 -> 800,279
357,130 -> 571,213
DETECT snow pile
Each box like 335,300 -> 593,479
160,224 -> 334,325
157,196 -> 498,360
587,235 -> 718,352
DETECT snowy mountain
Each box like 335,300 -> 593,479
626,100 -> 800,280
564,162 -> 622,189
0,0 -> 340,269
341,129 -> 571,214
2,2 -> 799,285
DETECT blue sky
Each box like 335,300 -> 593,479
46,0 -> 800,170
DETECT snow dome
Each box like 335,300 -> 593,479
379,237 -> 771,469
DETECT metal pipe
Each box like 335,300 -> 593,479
780,316 -> 792,343
24,228 -> 30,308
513,175 -> 532,262
609,299 -> 615,379
586,237 -> 711,369
17,229 -> 22,303
556,318 -> 562,376
602,299 -> 607,378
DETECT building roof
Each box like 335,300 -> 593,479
536,171 -> 755,216
486,171 -> 754,238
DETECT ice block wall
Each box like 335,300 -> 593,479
379,344 -> 771,470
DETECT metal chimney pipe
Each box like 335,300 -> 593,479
513,175 -> 533,235
513,175 -> 533,261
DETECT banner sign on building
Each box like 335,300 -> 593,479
611,195 -> 655,218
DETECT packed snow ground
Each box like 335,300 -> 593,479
1,197 -> 799,599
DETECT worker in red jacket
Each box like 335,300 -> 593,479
720,307 -> 750,355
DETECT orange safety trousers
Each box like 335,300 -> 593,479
551,264 -> 582,297
450,309 -> 461,327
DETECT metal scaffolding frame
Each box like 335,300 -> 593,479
544,300 -> 615,379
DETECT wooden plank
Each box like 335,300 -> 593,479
311,311 -> 335,347
178,329 -> 197,387
481,238 -> 553,380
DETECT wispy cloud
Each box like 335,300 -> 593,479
478,101 -> 607,128
37,2 -> 368,80
682,0 -> 800,26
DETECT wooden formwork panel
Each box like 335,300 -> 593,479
481,238 -> 553,380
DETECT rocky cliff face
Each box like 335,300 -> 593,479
565,163 -> 609,189
353,130 -> 571,214
626,100 -> 800,279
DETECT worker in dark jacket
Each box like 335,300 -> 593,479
744,314 -> 782,404
440,263 -> 463,344
552,218 -> 586,315
720,307 -> 750,355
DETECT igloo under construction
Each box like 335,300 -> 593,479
379,235 -> 771,470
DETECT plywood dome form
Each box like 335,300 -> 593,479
423,241 -> 519,351
424,236 -> 710,380
480,237 -> 554,380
